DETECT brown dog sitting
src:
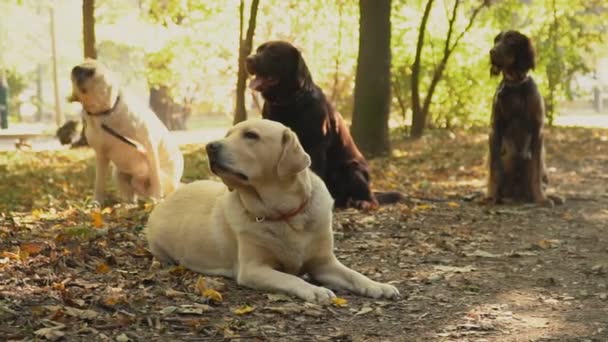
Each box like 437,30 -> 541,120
246,41 -> 402,210
487,30 -> 559,206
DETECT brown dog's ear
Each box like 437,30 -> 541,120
514,33 -> 536,72
296,51 -> 313,90
276,128 -> 311,178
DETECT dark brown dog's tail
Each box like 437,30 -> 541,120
374,191 -> 405,205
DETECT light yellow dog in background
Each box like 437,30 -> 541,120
69,60 -> 183,203
146,119 -> 400,302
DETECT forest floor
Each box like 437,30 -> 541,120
1,126 -> 607,342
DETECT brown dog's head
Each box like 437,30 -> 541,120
56,119 -> 81,145
68,60 -> 119,114
489,30 -> 535,78
246,41 -> 313,98
205,119 -> 311,189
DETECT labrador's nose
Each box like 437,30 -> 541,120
205,141 -> 222,158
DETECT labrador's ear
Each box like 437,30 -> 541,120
276,129 -> 311,179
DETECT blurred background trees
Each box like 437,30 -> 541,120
0,0 -> 606,155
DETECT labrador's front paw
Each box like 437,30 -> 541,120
298,285 -> 336,304
360,281 -> 401,299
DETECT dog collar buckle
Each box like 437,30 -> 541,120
255,216 -> 266,223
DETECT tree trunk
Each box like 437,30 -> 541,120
410,0 -> 434,139
149,86 -> 174,130
50,7 -> 63,127
234,0 -> 260,125
83,0 -> 97,59
73,0 -> 97,147
350,0 -> 392,157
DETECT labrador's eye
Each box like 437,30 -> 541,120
243,131 -> 260,140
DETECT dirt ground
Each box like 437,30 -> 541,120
1,126 -> 607,341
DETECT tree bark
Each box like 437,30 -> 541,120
234,0 -> 260,125
50,7 -> 63,127
149,86 -> 174,130
72,0 -> 97,147
410,0 -> 434,139
350,0 -> 392,157
83,0 -> 97,59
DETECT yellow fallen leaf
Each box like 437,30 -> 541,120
447,201 -> 460,208
31,209 -> 43,218
101,207 -> 113,214
332,297 -> 348,307
169,265 -> 187,275
96,263 -> 111,274
91,211 -> 104,228
202,289 -> 223,303
195,276 -> 207,295
413,204 -> 433,212
233,305 -> 255,315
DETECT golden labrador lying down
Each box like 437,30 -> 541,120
146,119 -> 400,302
69,60 -> 183,203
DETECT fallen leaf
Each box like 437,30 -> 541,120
102,292 -> 126,307
169,265 -> 187,275
115,333 -> 131,342
64,306 -> 98,320
233,305 -> 255,315
176,304 -> 213,315
96,263 -> 111,274
20,242 -> 45,256
90,211 -> 104,228
447,201 -> 460,208
465,250 -> 502,258
433,265 -> 476,273
355,306 -> 373,315
202,289 -> 223,303
413,204 -> 434,212
534,239 -> 561,250
195,276 -> 207,295
332,297 -> 348,307
165,288 -> 187,298
34,325 -> 65,341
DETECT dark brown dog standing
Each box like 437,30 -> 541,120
246,41 -> 402,209
487,30 -> 555,205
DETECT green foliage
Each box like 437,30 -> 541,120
0,0 -> 605,128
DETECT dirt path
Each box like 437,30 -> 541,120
1,126 -> 607,341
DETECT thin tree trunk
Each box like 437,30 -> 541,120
73,0 -> 97,147
83,0 -> 97,59
411,0 -> 487,138
234,0 -> 260,125
410,0 -> 434,139
50,7 -> 63,127
351,0 -> 392,157
149,86 -> 174,130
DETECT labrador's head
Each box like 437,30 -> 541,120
205,119 -> 311,189
245,41 -> 313,97
68,59 -> 118,114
